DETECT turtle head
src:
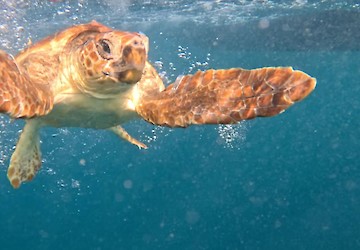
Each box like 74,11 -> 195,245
77,30 -> 148,95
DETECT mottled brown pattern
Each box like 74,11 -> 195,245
0,21 -> 152,188
7,144 -> 41,188
0,21 -> 317,189
0,51 -> 53,118
0,22 -> 112,119
137,67 -> 316,127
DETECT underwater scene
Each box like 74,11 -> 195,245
0,1 -> 359,249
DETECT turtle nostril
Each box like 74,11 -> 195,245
123,46 -> 132,57
132,38 -> 144,48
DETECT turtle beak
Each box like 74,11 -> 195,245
122,35 -> 147,70
117,34 -> 147,83
115,69 -> 143,84
101,33 -> 148,84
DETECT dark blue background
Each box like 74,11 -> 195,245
0,1 -> 359,249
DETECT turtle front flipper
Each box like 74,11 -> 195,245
7,120 -> 42,188
136,67 -> 316,127
0,50 -> 53,118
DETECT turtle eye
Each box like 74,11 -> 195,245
97,39 -> 112,59
100,40 -> 111,53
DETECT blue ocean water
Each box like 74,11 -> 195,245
0,1 -> 359,250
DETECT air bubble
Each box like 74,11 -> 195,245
79,159 -> 86,166
258,18 -> 270,29
154,60 -> 163,69
123,179 -> 133,189
71,179 -> 80,188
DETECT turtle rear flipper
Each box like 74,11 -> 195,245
108,125 -> 147,149
136,67 -> 316,127
0,51 -> 53,118
7,120 -> 42,188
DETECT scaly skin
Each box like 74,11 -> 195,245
0,21 -> 316,188
136,67 -> 316,127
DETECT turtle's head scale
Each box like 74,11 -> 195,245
77,30 -> 148,95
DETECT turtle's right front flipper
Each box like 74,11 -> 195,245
0,50 -> 53,118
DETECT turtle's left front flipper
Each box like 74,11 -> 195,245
7,120 -> 42,188
0,51 -> 53,118
136,67 -> 316,127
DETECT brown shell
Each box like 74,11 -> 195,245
0,21 -> 316,189
0,21 -> 112,118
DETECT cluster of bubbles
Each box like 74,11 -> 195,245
0,1 -> 31,52
1,0 -> 357,52
177,46 -> 211,74
147,42 -> 250,149
136,122 -> 174,154
175,46 -> 249,149
0,116 -> 22,172
1,1 -> 359,33
2,0 -> 355,189
0,119 -> 10,166
216,123 -> 248,149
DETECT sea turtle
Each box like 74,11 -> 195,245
0,21 -> 316,188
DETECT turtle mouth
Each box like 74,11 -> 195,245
102,69 -> 143,84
